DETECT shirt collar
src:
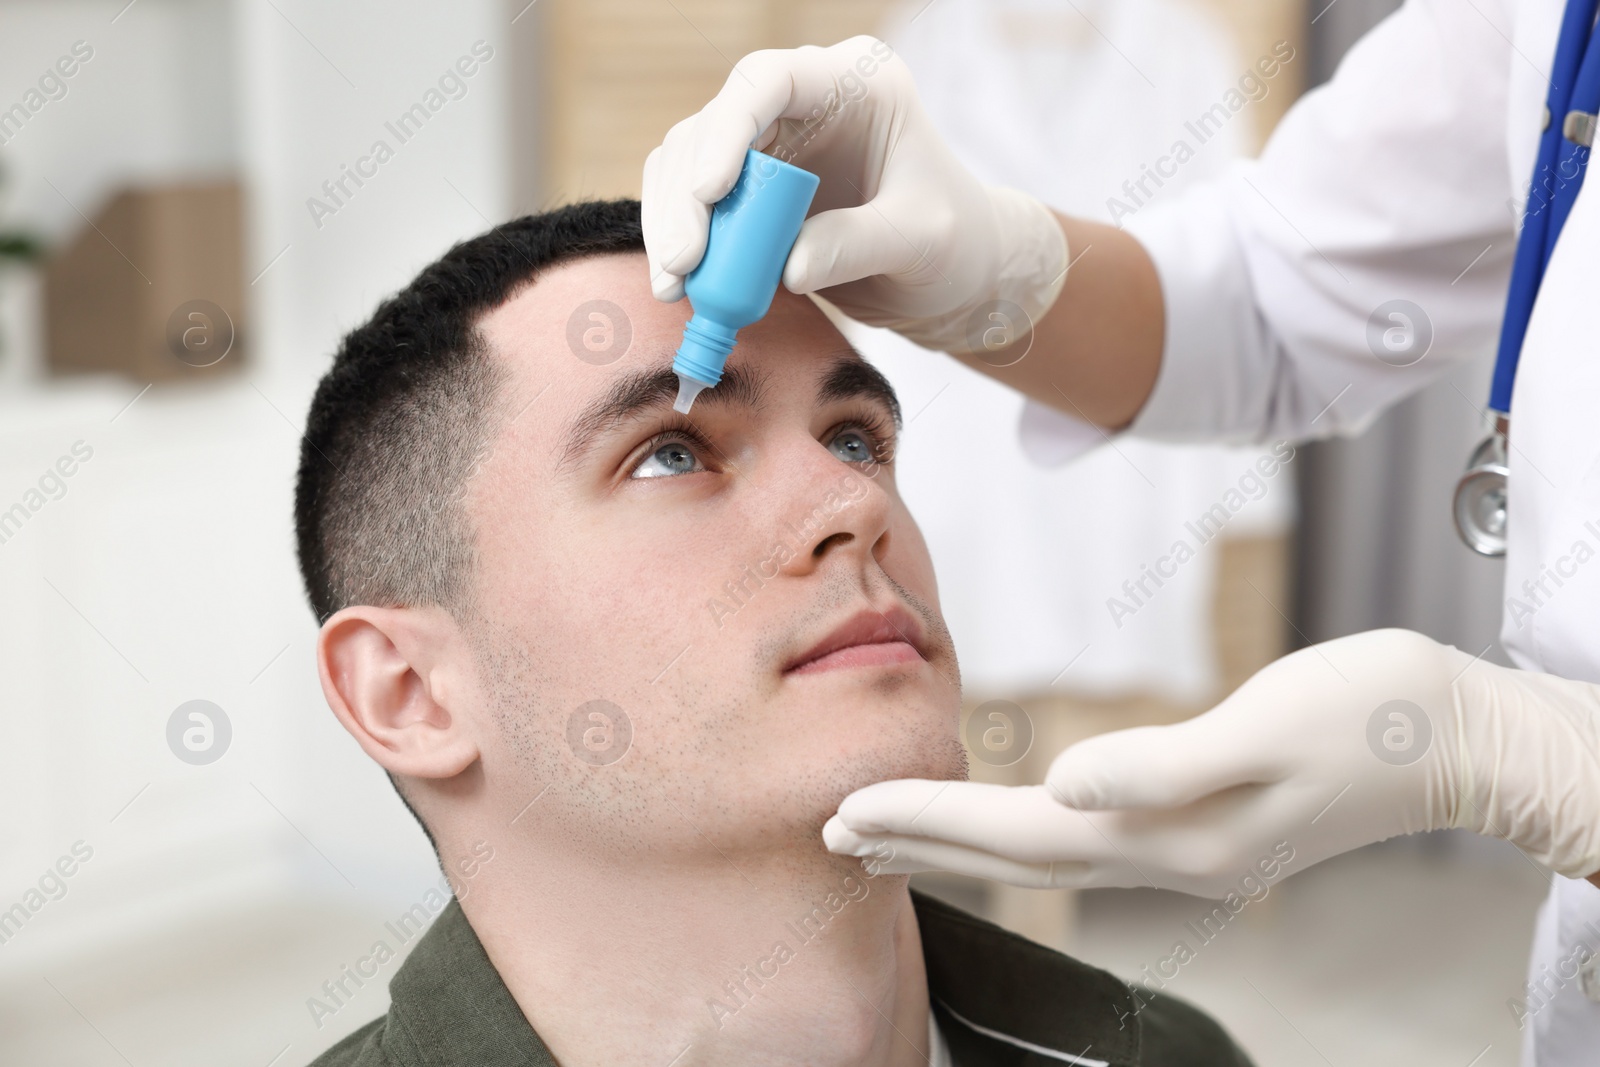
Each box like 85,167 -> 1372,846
913,890 -> 1140,1067
380,897 -> 556,1066
378,891 -> 1140,1067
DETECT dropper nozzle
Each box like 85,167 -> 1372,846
673,373 -> 710,414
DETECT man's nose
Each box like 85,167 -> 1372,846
767,440 -> 893,576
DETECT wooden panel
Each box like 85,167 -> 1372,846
1212,533 -> 1293,697
537,0 -> 902,202
1191,0 -> 1307,149
538,0 -> 1304,196
44,181 -> 245,382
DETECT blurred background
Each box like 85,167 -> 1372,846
0,0 -> 1538,1063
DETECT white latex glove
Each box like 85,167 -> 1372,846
641,36 -> 1068,355
824,629 -> 1600,896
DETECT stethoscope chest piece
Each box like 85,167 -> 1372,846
1454,420 -> 1509,557
1454,0 -> 1600,556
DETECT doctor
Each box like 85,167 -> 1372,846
642,4 -> 1600,1062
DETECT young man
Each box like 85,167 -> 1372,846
295,200 -> 1251,1067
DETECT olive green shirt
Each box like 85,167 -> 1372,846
309,891 -> 1252,1067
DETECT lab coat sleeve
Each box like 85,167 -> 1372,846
1027,0 -> 1523,451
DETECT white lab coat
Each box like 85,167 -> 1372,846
1022,0 -> 1600,1061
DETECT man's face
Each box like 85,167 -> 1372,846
460,252 -> 964,862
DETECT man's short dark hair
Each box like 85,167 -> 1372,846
293,199 -> 645,852
294,198 -> 644,623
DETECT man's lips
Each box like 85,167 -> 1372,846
783,606 -> 927,676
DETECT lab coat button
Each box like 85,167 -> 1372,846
1581,952 -> 1600,1004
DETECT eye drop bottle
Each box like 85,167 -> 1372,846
672,149 -> 821,413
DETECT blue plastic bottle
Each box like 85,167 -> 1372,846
672,149 -> 821,413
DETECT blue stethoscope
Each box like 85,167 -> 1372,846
1455,0 -> 1600,555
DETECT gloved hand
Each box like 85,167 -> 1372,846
824,629 -> 1600,896
641,36 -> 1069,355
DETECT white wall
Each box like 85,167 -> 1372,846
0,0 -> 514,982
233,0 -> 510,383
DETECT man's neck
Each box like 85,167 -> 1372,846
461,843 -> 933,1067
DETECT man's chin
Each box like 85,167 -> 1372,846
794,732 -> 970,840
861,734 -> 969,792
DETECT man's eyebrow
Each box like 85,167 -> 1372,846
558,358 -> 768,469
818,352 -> 902,427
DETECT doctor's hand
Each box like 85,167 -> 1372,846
824,629 -> 1600,897
641,36 -> 1068,355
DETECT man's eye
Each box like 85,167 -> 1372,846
631,440 -> 705,479
828,430 -> 876,464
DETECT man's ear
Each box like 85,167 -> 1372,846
316,604 -> 480,782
